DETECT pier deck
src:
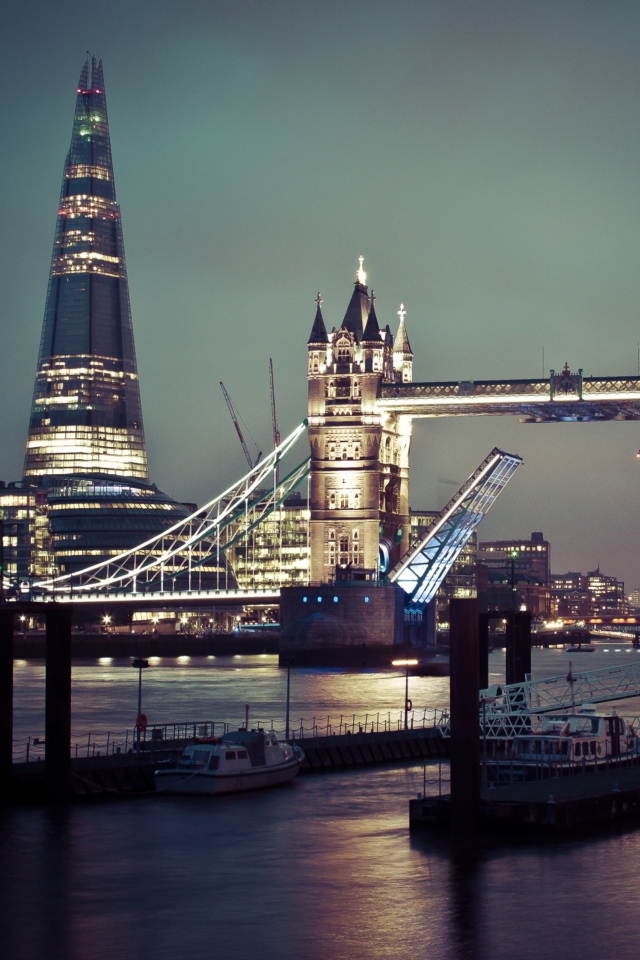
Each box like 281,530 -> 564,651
410,763 -> 640,831
6,727 -> 450,803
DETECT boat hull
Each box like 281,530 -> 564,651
155,757 -> 303,796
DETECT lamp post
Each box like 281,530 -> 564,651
510,549 -> 519,609
282,657 -> 296,742
131,656 -> 149,752
392,659 -> 419,729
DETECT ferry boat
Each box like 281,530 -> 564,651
489,708 -> 639,782
155,729 -> 305,796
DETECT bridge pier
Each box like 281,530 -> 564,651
45,606 -> 73,804
449,598 -> 480,839
506,611 -> 532,686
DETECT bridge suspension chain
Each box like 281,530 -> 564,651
33,421 -> 309,596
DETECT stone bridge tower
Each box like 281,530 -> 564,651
307,261 -> 414,583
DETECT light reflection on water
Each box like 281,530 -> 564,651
4,646 -> 640,958
3,766 -> 640,960
12,645 -> 640,743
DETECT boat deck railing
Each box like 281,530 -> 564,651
483,736 -> 640,789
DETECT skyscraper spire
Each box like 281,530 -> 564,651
23,58 -> 148,481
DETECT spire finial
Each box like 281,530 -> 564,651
370,289 -> 376,304
357,256 -> 367,286
398,303 -> 406,325
315,292 -> 323,308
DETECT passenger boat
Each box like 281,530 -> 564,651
155,729 -> 305,796
486,708 -> 639,783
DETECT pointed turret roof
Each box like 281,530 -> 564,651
308,293 -> 328,344
362,291 -> 382,342
393,304 -> 413,355
340,258 -> 371,341
341,282 -> 369,341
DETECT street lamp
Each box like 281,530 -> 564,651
510,550 -> 519,609
392,659 -> 419,729
131,656 -> 150,752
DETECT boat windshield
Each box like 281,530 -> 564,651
177,748 -> 211,769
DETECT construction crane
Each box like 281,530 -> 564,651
269,359 -> 281,485
219,382 -> 262,469
269,359 -> 281,452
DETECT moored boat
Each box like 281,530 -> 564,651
486,707 -> 639,783
509,708 -> 637,764
155,729 -> 305,796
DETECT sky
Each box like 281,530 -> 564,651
1,0 -> 640,589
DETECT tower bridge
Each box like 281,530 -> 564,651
23,261 -> 640,648
3,61 -> 636,659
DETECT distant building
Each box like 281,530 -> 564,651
477,531 -> 551,617
228,492 -> 310,590
628,587 -> 640,612
550,568 -> 628,619
478,532 -> 550,583
1,58 -> 229,594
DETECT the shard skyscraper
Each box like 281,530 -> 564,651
24,56 -> 148,481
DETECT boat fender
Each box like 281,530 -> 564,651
597,743 -> 603,757
405,699 -> 412,713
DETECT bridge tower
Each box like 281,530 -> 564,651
307,261 -> 414,583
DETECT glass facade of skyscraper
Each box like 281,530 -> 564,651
24,57 -> 147,481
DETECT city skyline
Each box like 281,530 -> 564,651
2,2 -> 640,589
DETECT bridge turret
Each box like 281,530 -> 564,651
307,262 -> 412,583
393,304 -> 413,383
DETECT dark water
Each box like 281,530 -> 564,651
4,646 -> 640,959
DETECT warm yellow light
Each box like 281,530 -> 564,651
357,255 -> 367,285
392,659 -> 419,667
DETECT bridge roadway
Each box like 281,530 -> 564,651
24,587 -> 281,611
380,373 -> 640,421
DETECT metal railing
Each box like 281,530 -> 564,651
12,706 -> 451,763
483,734 -> 640,790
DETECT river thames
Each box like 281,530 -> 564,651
3,646 -> 640,960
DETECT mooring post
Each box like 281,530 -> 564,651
0,608 -> 14,803
506,610 -> 532,685
45,606 -> 73,803
449,598 -> 480,838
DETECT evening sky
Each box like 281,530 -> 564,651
1,0 -> 640,587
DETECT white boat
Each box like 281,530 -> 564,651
510,709 -> 637,764
155,729 -> 305,796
